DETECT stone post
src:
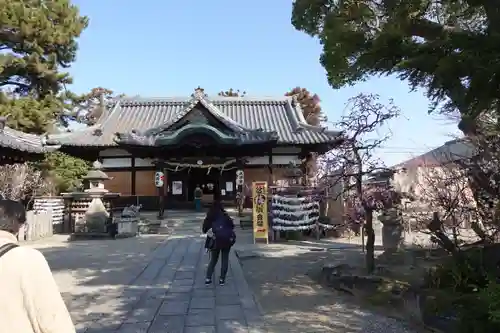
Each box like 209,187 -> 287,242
380,207 -> 404,253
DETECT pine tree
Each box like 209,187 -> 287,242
218,88 -> 246,97
0,0 -> 88,133
0,0 -> 90,192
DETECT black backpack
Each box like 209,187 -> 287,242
0,243 -> 19,259
212,215 -> 236,249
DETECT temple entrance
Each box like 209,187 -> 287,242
164,160 -> 237,209
187,168 -> 219,202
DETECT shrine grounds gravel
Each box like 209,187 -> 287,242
234,230 -> 429,333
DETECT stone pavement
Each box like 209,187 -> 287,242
233,230 -> 424,333
31,215 -> 265,333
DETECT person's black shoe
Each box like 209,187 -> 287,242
205,278 -> 212,285
219,278 -> 225,286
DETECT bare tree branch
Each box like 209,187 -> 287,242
315,93 -> 401,273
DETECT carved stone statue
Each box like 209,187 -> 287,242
122,204 -> 142,218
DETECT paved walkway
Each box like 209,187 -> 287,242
27,211 -> 421,333
29,217 -> 265,333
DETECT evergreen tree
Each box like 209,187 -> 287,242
0,0 -> 90,193
37,151 -> 90,193
218,88 -> 246,97
0,0 -> 88,133
63,87 -> 124,126
291,0 -> 499,133
291,0 -> 500,243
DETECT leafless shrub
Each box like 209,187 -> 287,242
396,120 -> 500,251
403,162 -> 480,245
0,163 -> 55,205
315,93 -> 401,272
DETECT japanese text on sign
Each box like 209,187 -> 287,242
252,181 -> 269,242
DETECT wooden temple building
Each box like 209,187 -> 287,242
0,117 -> 59,164
46,88 -> 342,209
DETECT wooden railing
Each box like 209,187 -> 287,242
18,210 -> 54,241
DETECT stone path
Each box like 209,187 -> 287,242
31,217 -> 265,333
29,211 -> 423,333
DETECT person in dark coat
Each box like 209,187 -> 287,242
202,200 -> 235,286
194,185 -> 203,211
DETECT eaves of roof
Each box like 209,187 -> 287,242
0,126 -> 59,154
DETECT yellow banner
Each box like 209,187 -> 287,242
252,181 -> 269,242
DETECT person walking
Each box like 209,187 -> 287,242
194,185 -> 203,211
0,199 -> 76,333
202,200 -> 236,286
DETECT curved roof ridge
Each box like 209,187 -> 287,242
49,99 -> 123,141
0,127 -> 60,153
46,124 -> 101,140
284,99 -> 342,136
211,95 -> 291,102
115,95 -> 293,103
4,127 -> 44,145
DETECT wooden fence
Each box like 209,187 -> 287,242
18,210 -> 54,241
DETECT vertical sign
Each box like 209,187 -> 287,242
154,171 -> 164,187
252,181 -> 269,244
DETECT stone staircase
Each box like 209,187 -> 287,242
138,210 -> 215,235
138,221 -> 166,234
158,221 -> 170,234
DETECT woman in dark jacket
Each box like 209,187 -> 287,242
202,200 -> 235,286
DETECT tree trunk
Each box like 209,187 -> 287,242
365,208 -> 375,274
428,212 -> 460,256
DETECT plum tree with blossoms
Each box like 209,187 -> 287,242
317,93 -> 401,273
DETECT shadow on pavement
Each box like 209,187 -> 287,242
34,233 -> 252,333
27,218 -> 414,333
236,240 -> 421,333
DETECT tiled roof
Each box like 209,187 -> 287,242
393,139 -> 475,169
48,94 -> 342,147
0,125 -> 59,154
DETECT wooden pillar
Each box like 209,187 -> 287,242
66,197 -> 74,233
131,157 -> 136,196
267,152 -> 275,242
267,152 -> 273,185
236,158 -> 245,217
156,160 -> 165,219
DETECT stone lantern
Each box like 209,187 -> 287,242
82,160 -> 110,193
77,160 -> 113,234
61,160 -> 121,238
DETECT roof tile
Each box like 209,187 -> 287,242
393,139 -> 475,169
48,95 -> 341,147
0,127 -> 59,154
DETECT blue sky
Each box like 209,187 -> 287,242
69,0 -> 461,166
